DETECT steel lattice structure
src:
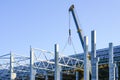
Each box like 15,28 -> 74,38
0,45 -> 120,80
0,47 -> 84,80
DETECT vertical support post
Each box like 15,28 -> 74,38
91,30 -> 98,80
59,66 -> 62,80
54,44 -> 60,80
10,52 -> 14,80
22,77 -> 24,80
109,43 -> 115,80
30,47 -> 35,80
44,71 -> 48,80
91,30 -> 96,59
10,52 -> 16,80
115,62 -> 119,80
84,36 -> 89,80
45,74 -> 48,80
76,71 -> 79,80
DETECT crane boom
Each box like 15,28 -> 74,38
69,5 -> 84,50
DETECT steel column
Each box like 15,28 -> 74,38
30,47 -> 35,80
84,36 -> 89,80
91,30 -> 98,80
44,71 -> 48,80
109,43 -> 115,80
76,71 -> 79,80
54,44 -> 60,80
10,52 -> 13,80
10,52 -> 16,80
115,62 -> 119,80
45,75 -> 48,80
59,66 -> 62,80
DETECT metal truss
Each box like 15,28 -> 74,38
0,53 -> 30,79
32,48 -> 84,73
0,53 -> 11,79
0,47 -> 84,79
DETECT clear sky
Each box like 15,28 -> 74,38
0,0 -> 120,56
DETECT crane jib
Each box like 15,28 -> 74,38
69,5 -> 84,51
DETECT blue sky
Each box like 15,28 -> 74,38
0,0 -> 120,56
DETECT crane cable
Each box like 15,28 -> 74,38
68,10 -> 72,45
61,12 -> 77,58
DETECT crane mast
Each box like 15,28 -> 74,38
69,5 -> 84,50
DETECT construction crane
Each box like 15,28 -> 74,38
69,4 -> 91,80
69,5 -> 110,80
69,4 -> 84,51
69,4 -> 91,60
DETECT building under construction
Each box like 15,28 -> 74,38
0,5 -> 120,80
0,44 -> 120,80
